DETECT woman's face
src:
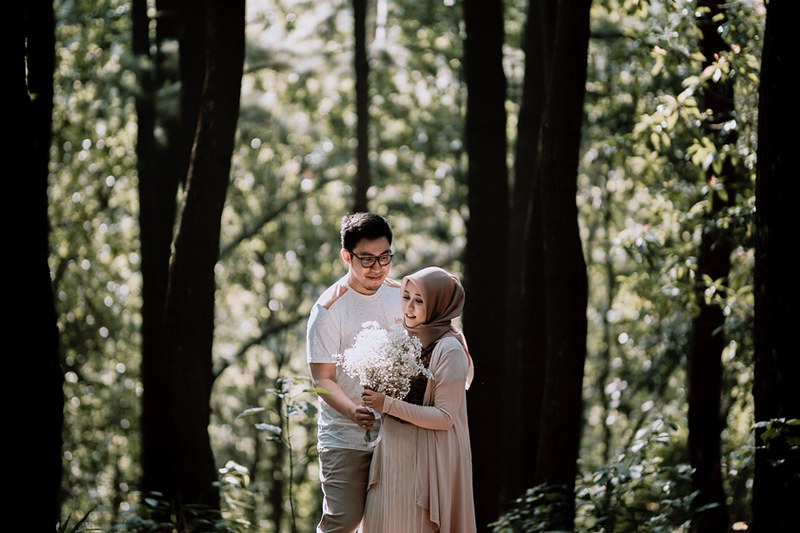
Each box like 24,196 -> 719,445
402,281 -> 427,328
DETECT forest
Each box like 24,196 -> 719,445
22,0 -> 795,532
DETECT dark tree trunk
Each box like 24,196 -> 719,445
532,0 -> 591,529
163,0 -> 245,521
138,1 -> 206,521
134,0 -> 180,511
503,0 -> 557,508
353,0 -> 370,212
687,2 -> 749,530
177,1 -> 206,162
21,2 -> 62,529
462,0 -> 509,529
753,1 -> 798,531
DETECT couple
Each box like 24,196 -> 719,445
306,212 -> 476,533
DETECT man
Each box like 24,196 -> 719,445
307,212 -> 403,532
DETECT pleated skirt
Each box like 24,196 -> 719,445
362,415 -> 438,532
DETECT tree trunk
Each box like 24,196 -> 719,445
688,2 -> 750,530
503,0 -> 557,508
463,0 -> 509,529
533,0 -> 591,529
177,1 -> 206,164
138,1 -> 206,521
21,2 -> 62,529
134,0 -> 180,511
353,0 -> 370,212
753,0 -> 798,531
163,0 -> 245,521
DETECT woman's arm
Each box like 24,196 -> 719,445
362,339 -> 469,430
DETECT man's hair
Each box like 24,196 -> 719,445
340,212 -> 393,251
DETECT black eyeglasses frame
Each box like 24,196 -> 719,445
348,251 -> 394,268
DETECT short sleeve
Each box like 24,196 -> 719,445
307,303 -> 340,364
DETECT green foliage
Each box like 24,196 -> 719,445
52,0 -> 465,528
110,490 -> 249,532
576,2 -> 761,527
574,418 -> 697,532
50,0 -> 764,529
490,484 -> 573,532
223,376 -> 320,532
57,508 -> 96,532
754,418 -> 800,477
52,0 -> 142,528
493,418 -> 697,532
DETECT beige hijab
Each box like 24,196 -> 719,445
402,266 -> 474,389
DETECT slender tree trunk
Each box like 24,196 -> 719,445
22,2 -> 62,529
163,0 -> 245,520
353,0 -> 370,212
599,196 -> 616,468
268,380 -> 287,531
138,2 -> 205,522
533,0 -> 591,529
463,1 -> 509,529
688,2 -> 748,529
134,0 -> 178,513
177,1 -> 206,163
503,0 -> 556,508
753,1 -> 798,531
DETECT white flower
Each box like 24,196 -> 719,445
335,321 -> 431,399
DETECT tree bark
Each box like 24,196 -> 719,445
503,0 -> 557,508
138,1 -> 207,521
463,1 -> 509,529
687,2 -> 743,530
532,0 -> 591,530
177,1 -> 206,166
134,0 -> 180,510
353,0 -> 371,213
162,0 -> 245,520
21,2 -> 62,529
753,0 -> 798,531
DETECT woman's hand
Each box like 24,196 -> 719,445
361,389 -> 386,413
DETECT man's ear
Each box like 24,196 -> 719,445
340,248 -> 351,264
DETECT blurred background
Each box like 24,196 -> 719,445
26,0 -> 792,532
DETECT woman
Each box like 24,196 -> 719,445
361,266 -> 476,532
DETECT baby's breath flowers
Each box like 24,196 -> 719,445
335,321 -> 431,440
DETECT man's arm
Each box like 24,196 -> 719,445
310,362 -> 376,429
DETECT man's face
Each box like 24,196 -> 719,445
343,237 -> 392,295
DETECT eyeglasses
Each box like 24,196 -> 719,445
349,251 -> 394,268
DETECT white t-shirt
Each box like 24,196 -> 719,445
307,275 -> 403,451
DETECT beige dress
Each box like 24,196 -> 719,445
362,336 -> 476,533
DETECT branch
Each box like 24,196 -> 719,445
219,175 -> 335,260
213,314 -> 305,379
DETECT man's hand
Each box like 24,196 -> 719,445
353,404 -> 376,430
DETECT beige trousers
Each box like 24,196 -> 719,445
316,447 -> 373,533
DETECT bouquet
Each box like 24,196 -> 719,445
335,321 -> 431,440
